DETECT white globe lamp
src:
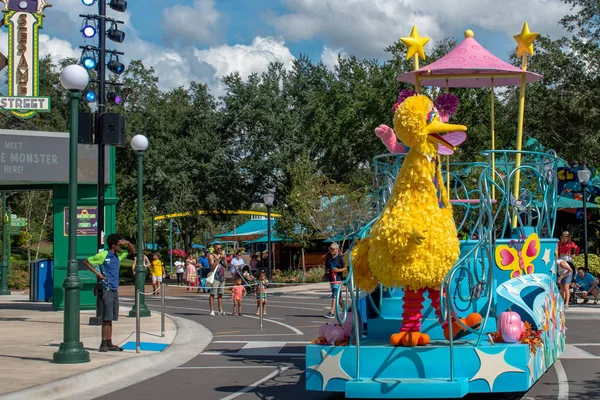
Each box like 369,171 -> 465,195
60,65 -> 89,91
130,135 -> 149,152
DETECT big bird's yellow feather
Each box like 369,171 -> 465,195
353,95 -> 460,291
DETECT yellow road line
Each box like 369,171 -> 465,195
215,330 -> 242,335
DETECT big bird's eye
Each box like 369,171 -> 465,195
426,111 -> 436,123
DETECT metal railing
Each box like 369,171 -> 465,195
135,283 -> 166,354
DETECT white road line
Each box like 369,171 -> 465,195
554,359 -> 569,400
177,366 -> 277,370
239,341 -> 286,356
121,301 -> 303,335
216,333 -> 302,337
203,351 -> 304,357
242,315 -> 303,335
569,343 -> 600,346
219,366 -> 290,400
559,344 -> 598,359
213,341 -> 309,344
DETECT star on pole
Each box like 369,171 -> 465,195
308,349 -> 351,391
470,348 -> 525,391
401,26 -> 430,61
513,22 -> 539,57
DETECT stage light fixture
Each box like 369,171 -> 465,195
109,0 -> 127,12
107,25 -> 125,43
84,89 -> 97,103
108,92 -> 123,105
107,56 -> 125,75
81,20 -> 97,39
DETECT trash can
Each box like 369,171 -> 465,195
29,259 -> 54,302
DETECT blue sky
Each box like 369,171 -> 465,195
12,0 -> 572,95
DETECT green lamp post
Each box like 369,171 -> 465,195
53,65 -> 90,364
129,134 -> 151,318
0,192 -> 11,296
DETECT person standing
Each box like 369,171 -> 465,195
132,253 -> 150,277
208,244 -> 228,316
83,234 -> 134,352
231,278 -> 247,316
185,256 -> 197,291
557,231 -> 580,269
150,253 -> 165,295
175,257 -> 185,286
324,243 -> 347,319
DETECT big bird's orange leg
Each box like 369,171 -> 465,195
390,289 -> 430,347
428,288 -> 482,341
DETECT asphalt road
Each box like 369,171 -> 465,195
102,286 -> 600,400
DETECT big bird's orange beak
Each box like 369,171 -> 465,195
426,120 -> 467,151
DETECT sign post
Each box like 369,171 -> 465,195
0,0 -> 52,119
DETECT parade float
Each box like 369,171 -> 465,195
306,24 -> 565,398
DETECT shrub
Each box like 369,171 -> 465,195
573,254 -> 600,277
8,261 -> 29,290
271,266 -> 326,284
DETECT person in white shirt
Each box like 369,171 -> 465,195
231,251 -> 245,278
174,257 -> 185,286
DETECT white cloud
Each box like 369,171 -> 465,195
38,34 -> 79,61
320,46 -> 346,70
162,0 -> 221,44
269,0 -> 572,58
192,36 -> 296,95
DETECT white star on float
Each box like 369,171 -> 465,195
505,283 -> 521,297
308,349 -> 351,391
470,348 -> 525,391
530,274 -> 544,287
542,248 -> 551,267
527,354 -> 535,383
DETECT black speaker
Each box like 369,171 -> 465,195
78,112 -> 94,144
98,112 -> 126,146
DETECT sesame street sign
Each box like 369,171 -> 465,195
1,0 -> 52,119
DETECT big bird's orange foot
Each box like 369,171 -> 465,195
390,332 -> 430,347
443,312 -> 482,341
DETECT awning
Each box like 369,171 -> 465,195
214,219 -> 272,241
244,234 -> 284,245
192,244 -> 205,249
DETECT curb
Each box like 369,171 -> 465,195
0,314 -> 212,400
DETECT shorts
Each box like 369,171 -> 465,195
101,289 -> 119,321
256,291 -> 267,301
560,274 -> 573,285
152,275 -> 163,283
210,279 -> 225,295
330,283 -> 340,299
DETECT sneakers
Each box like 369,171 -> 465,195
220,311 -> 227,315
99,343 -> 108,352
108,344 -> 124,352
210,310 -> 215,316
324,312 -> 335,319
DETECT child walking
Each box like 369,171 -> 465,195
231,278 -> 247,316
255,272 -> 268,315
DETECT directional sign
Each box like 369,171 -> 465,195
10,227 -> 22,234
10,217 -> 27,227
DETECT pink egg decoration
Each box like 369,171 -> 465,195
325,325 -> 345,345
498,309 -> 524,343
343,317 -> 353,338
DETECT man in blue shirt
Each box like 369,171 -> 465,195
574,267 -> 599,304
84,234 -> 135,352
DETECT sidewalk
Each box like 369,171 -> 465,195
119,280 -> 333,299
0,292 -> 177,398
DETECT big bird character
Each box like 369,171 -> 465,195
352,94 -> 481,347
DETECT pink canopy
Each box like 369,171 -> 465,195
397,36 -> 543,88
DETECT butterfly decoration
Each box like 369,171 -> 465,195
436,131 -> 467,155
494,233 -> 541,278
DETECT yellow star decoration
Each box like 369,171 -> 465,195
401,26 -> 430,61
514,22 -> 539,57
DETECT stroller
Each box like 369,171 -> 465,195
235,265 -> 256,294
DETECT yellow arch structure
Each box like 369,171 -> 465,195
153,210 -> 281,221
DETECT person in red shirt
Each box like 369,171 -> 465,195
557,231 -> 580,262
231,278 -> 247,316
